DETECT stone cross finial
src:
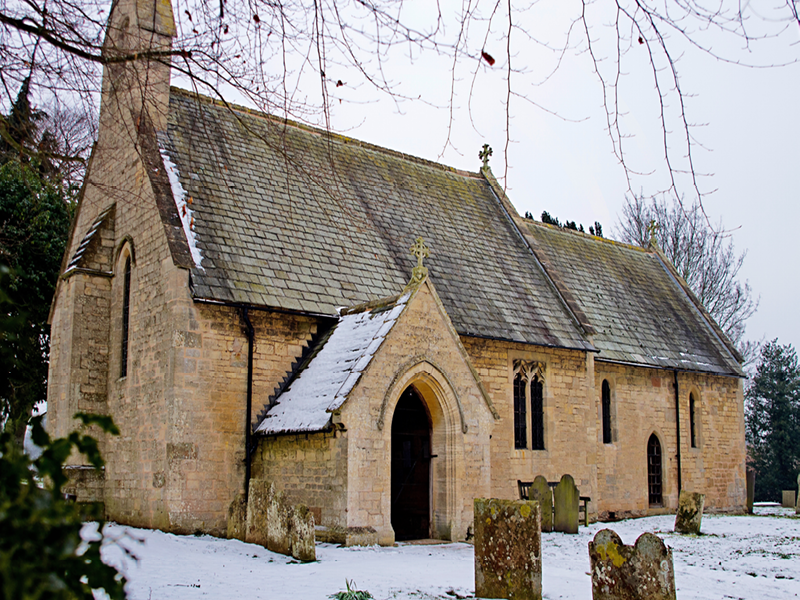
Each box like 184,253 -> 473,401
647,219 -> 660,246
408,237 -> 430,286
479,144 -> 493,168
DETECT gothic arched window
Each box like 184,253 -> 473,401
512,360 -> 546,450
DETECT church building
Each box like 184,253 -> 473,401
46,0 -> 746,545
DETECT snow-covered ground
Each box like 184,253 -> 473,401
97,506 -> 800,599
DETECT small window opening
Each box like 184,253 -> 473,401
647,434 -> 663,506
121,255 -> 131,378
689,393 -> 697,448
530,378 -> 544,450
602,379 -> 612,444
513,373 -> 527,449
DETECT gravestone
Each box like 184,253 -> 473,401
746,469 -> 755,514
589,529 -> 676,600
530,476 -> 553,533
289,504 -> 316,562
553,474 -> 579,534
227,493 -> 247,541
246,479 -> 272,546
781,490 -> 796,508
263,482 -> 316,562
674,491 -> 705,534
474,498 -> 542,600
266,484 -> 291,556
796,473 -> 800,515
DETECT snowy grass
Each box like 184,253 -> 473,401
97,507 -> 799,599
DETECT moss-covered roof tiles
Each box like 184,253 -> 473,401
161,88 -> 592,351
522,221 -> 743,376
159,88 -> 741,375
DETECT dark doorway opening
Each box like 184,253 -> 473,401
391,386 -> 432,541
647,434 -> 663,506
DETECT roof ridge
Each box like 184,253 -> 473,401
168,86 -> 482,179
525,219 -> 650,253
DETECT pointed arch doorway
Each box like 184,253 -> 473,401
391,386 -> 432,540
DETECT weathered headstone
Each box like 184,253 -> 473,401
746,469 -> 755,514
674,490 -> 705,534
227,493 -> 247,541
474,498 -> 542,600
246,479 -> 272,546
589,529 -> 676,600
781,490 -> 796,508
553,474 -> 579,534
261,483 -> 317,561
289,504 -> 316,562
796,473 -> 800,515
266,483 -> 291,556
530,476 -> 553,533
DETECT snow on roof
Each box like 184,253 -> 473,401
65,206 -> 114,273
159,146 -> 204,270
255,293 -> 410,435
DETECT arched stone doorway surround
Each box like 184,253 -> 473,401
378,358 -> 468,543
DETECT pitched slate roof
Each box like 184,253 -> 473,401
256,292 -> 410,435
156,88 -> 742,376
159,88 -> 593,351
522,221 -> 743,376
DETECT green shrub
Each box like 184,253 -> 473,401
330,579 -> 373,600
0,412 -> 126,599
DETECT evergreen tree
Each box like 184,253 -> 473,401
0,412 -> 126,598
745,340 -> 800,501
0,82 -> 74,446
0,77 -> 45,164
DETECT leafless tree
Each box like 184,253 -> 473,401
615,192 -> 759,364
1,0 -> 798,201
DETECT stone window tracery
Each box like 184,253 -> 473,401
512,360 -> 546,450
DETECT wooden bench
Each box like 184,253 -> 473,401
517,479 -> 591,527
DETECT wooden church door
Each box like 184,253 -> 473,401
391,386 -> 432,540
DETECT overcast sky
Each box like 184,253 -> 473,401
300,2 -> 800,357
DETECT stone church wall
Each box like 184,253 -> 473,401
252,431 -> 348,531
592,364 -> 745,517
462,338 -> 599,515
461,339 -> 746,520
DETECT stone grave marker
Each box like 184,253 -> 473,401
553,474 -> 579,534
674,491 -> 705,534
474,498 -> 542,600
530,476 -> 553,533
781,490 -> 796,508
266,483 -> 291,556
289,504 -> 316,562
227,493 -> 247,541
746,469 -> 755,514
589,529 -> 676,600
246,479 -> 272,546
